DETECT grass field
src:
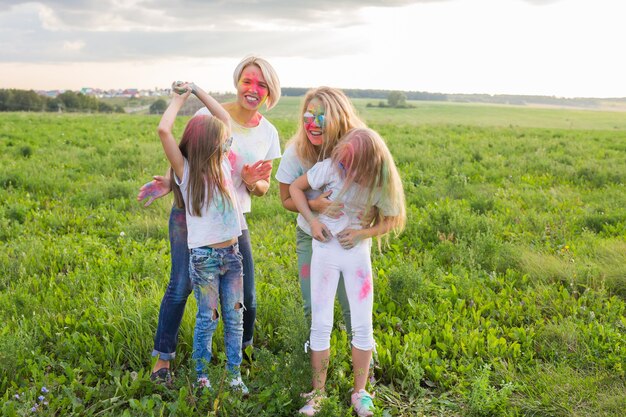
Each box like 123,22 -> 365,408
269,97 -> 626,131
1,101 -> 625,416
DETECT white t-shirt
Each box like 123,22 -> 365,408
307,159 -> 395,235
195,108 -> 281,228
175,158 -> 243,249
275,144 -> 322,236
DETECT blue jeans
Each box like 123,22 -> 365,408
239,226 -> 256,348
152,206 -> 256,360
189,244 -> 244,377
152,207 -> 192,361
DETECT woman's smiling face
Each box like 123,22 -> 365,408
303,97 -> 325,146
236,64 -> 269,110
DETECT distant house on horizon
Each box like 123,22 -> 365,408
122,88 -> 139,98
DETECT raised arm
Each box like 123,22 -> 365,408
157,84 -> 189,180
190,83 -> 231,135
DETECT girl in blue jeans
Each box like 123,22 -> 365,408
157,81 -> 247,392
139,56 -> 281,382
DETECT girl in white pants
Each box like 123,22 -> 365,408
290,128 -> 406,417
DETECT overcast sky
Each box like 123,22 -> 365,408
0,0 -> 624,98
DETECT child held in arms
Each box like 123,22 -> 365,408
290,127 -> 406,416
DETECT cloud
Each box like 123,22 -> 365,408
5,0 -> 440,31
0,27 -> 365,63
62,40 -> 85,52
0,0 -> 440,63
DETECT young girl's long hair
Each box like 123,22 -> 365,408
288,87 -> 365,169
331,128 -> 406,238
171,115 -> 232,216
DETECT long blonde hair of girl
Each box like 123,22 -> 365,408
171,115 -> 232,216
289,87 -> 365,169
331,128 -> 406,238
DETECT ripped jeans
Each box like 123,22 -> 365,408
189,244 -> 244,378
151,207 -> 256,361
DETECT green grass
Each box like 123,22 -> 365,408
1,108 -> 625,416
267,96 -> 626,130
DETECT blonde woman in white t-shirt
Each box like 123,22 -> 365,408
276,87 -> 367,333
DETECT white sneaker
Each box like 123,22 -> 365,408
229,376 -> 249,396
351,389 -> 374,417
298,391 -> 324,416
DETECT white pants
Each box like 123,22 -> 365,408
309,237 -> 375,351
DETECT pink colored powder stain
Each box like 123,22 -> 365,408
228,149 -> 239,170
199,285 -> 219,310
312,270 -> 332,306
300,263 -> 310,279
357,269 -> 372,301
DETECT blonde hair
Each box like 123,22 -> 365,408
331,128 -> 406,239
233,55 -> 281,110
288,87 -> 365,169
171,115 -> 233,216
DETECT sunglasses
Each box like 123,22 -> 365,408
222,136 -> 233,154
303,111 -> 325,128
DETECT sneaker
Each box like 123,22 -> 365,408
298,390 -> 324,416
150,368 -> 172,386
229,376 -> 249,396
195,377 -> 212,391
351,389 -> 375,417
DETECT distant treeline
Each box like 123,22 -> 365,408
0,89 -> 125,113
282,87 -> 447,101
447,93 -> 617,108
282,88 -> 626,109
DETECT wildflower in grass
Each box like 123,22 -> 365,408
41,387 -> 48,393
14,394 -> 20,399
31,404 -> 39,412
38,395 -> 45,401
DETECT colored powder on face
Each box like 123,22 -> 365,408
238,73 -> 269,100
300,263 -> 311,279
357,269 -> 372,301
303,109 -> 325,130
